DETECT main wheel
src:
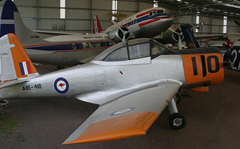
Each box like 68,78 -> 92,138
169,113 -> 186,130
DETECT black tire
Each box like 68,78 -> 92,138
174,93 -> 181,104
169,113 -> 186,130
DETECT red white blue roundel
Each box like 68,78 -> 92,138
54,78 -> 69,94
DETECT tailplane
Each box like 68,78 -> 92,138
0,34 -> 38,82
93,15 -> 103,33
0,0 -> 49,43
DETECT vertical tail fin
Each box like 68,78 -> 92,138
93,15 -> 103,33
0,0 -> 49,43
224,37 -> 234,49
0,34 -> 38,82
180,24 -> 200,48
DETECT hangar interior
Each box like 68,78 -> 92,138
0,0 -> 239,35
1,1 -> 240,149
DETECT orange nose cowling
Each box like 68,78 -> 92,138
182,53 -> 224,90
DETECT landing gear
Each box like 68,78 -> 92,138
168,95 -> 186,130
169,113 -> 186,130
174,93 -> 181,104
0,99 -> 9,109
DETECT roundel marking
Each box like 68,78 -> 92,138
54,77 -> 69,94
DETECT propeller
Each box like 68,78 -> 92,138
169,27 -> 183,50
111,19 -> 141,42
111,20 -> 128,41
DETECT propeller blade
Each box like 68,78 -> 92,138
111,20 -> 124,32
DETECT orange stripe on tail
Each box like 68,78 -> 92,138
8,34 -> 38,78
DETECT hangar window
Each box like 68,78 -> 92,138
223,16 -> 227,33
196,12 -> 200,33
112,0 -> 118,21
153,0 -> 158,8
60,0 -> 65,19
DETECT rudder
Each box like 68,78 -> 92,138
0,34 -> 38,82
93,15 -> 103,33
0,0 -> 49,43
0,0 -> 18,37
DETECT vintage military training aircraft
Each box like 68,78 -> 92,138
0,33 -> 223,144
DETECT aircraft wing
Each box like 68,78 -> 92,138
63,79 -> 181,144
33,30 -> 76,36
195,34 -> 224,40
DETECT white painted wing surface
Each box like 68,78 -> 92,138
63,79 -> 182,145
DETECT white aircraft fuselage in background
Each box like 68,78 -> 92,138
93,7 -> 174,43
104,7 -> 173,38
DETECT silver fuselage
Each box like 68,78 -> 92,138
0,55 -> 185,104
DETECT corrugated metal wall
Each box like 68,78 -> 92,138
0,0 -> 152,33
178,15 -> 239,34
0,0 -> 238,34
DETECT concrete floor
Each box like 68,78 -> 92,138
0,65 -> 240,149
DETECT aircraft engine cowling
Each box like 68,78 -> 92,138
107,27 -> 130,43
156,28 -> 184,44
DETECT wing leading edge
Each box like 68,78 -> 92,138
63,79 -> 182,144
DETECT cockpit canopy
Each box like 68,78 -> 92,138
93,38 -> 172,62
149,9 -> 166,16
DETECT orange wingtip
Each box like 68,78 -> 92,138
62,112 -> 159,145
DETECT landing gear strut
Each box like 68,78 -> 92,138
168,95 -> 186,130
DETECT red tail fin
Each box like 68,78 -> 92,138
222,37 -> 234,50
93,15 -> 103,33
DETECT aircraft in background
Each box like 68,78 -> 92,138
0,33 -> 224,144
209,38 -> 240,71
176,23 -> 240,71
93,7 -> 174,43
0,0 -> 114,67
